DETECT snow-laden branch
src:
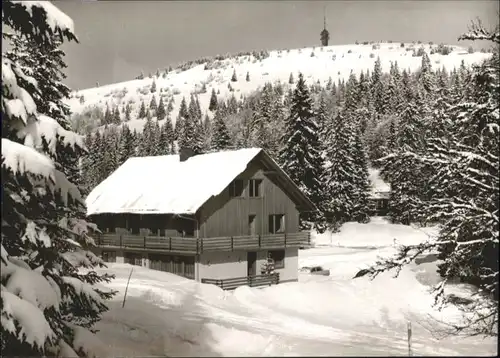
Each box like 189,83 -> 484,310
458,18 -> 500,44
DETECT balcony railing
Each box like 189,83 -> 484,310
201,273 -> 280,290
93,232 -> 310,254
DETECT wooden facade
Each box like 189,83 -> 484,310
199,160 -> 301,238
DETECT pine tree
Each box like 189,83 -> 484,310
149,95 -> 157,115
158,122 -> 171,155
324,112 -> 357,225
167,97 -> 174,114
418,51 -> 435,96
138,100 -> 147,118
157,97 -> 166,120
195,96 -> 203,120
380,97 -> 426,224
118,124 -> 134,165
279,73 -> 327,232
178,96 -> 189,119
209,88 -> 218,112
371,56 -> 385,114
343,71 -> 360,115
350,125 -> 371,223
179,111 -> 204,153
211,110 -> 232,150
125,103 -> 132,121
113,106 -> 121,124
188,95 -> 198,120
104,103 -> 112,124
139,115 -> 154,156
231,69 -> 237,82
2,2 -> 114,355
150,120 -> 162,155
164,117 -> 176,154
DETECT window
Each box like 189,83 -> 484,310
269,250 -> 285,269
102,251 -> 116,263
249,179 -> 262,197
268,214 -> 285,234
229,179 -> 244,197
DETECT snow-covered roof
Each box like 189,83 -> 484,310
86,148 -> 315,216
368,168 -> 390,199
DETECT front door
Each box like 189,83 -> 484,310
247,251 -> 257,276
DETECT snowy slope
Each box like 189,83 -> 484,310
66,43 -> 492,133
91,219 -> 497,357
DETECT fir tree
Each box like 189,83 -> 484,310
209,88 -> 218,112
371,56 -> 385,114
104,103 -> 112,124
246,71 -> 250,81
279,73 -> 327,232
138,100 -> 147,118
195,96 -> 203,120
2,3 -> 114,355
151,79 -> 157,93
149,95 -> 157,114
288,72 -> 294,84
113,106 -> 121,124
167,98 -> 174,114
324,112 -> 357,225
350,125 -> 371,223
178,97 -> 189,120
231,69 -> 237,82
125,103 -> 132,121
211,110 -> 232,150
157,97 -> 166,120
118,124 -> 134,165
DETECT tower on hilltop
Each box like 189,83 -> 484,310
320,7 -> 330,47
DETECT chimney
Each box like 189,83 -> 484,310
179,147 -> 196,162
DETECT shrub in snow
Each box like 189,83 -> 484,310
437,43 -> 453,55
260,253 -> 275,275
1,1 -> 115,356
347,49 -> 352,53
369,53 -> 375,58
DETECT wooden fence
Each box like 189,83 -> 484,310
94,232 -> 310,254
201,273 -> 280,290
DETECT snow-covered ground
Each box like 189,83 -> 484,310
66,42 -> 492,133
93,218 -> 497,357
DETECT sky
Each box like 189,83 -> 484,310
53,0 -> 499,90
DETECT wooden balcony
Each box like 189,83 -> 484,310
93,232 -> 310,254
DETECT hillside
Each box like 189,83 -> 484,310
66,42 -> 492,133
